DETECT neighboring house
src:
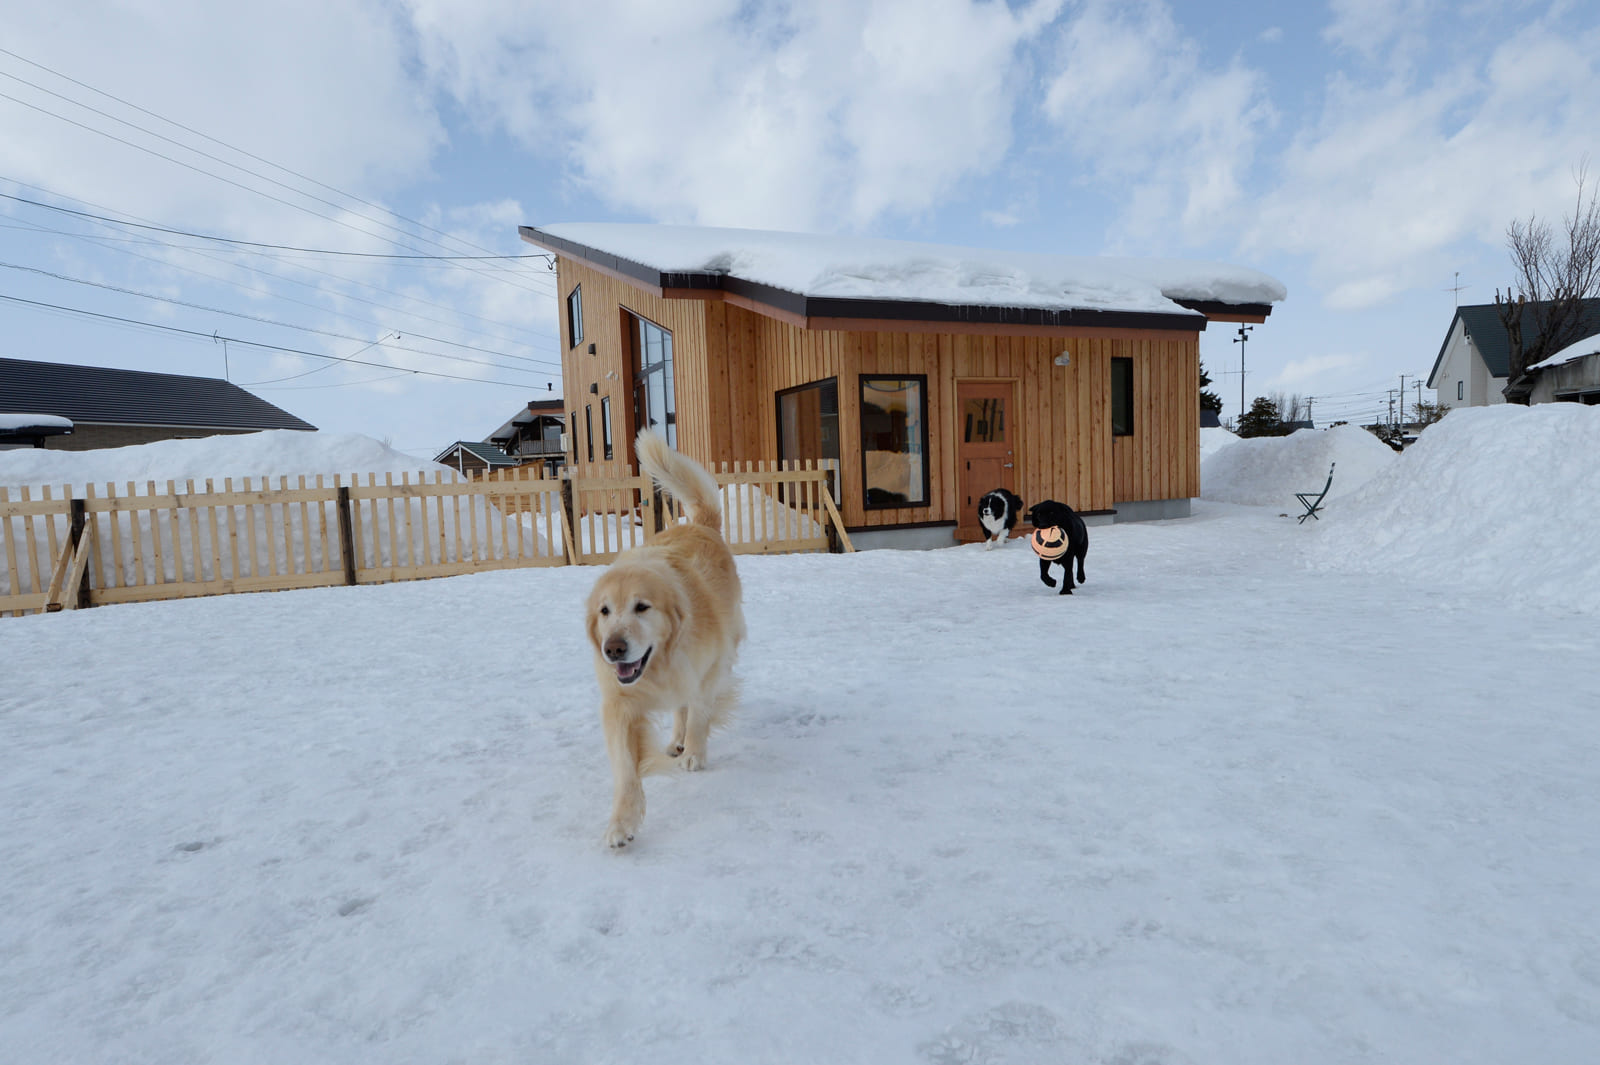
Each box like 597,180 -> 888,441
1525,332 -> 1600,405
0,356 -> 314,450
485,398 -> 567,475
1428,300 -> 1600,409
433,440 -> 518,476
519,223 -> 1284,549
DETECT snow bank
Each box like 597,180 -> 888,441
1201,423 -> 1396,505
1306,405 -> 1600,613
1199,425 -> 1238,459
0,430 -> 451,490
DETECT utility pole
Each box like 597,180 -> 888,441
1233,325 -> 1253,422
1398,374 -> 1411,429
1305,395 -> 1314,426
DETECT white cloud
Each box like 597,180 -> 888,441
1243,13 -> 1600,309
404,0 -> 1065,232
1,0 -> 443,239
1266,351 -> 1366,391
1037,0 -> 1274,247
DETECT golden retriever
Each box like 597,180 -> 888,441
585,429 -> 744,848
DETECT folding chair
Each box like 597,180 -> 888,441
1296,462 -> 1335,524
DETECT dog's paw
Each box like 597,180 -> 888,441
666,742 -> 685,757
1041,575 -> 1057,587
604,822 -> 636,848
681,752 -> 705,771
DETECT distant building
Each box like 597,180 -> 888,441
432,440 -> 518,477
0,356 -> 314,450
1525,332 -> 1600,405
1428,300 -> 1600,408
486,398 -> 567,475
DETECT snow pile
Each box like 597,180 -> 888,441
1201,423 -> 1395,505
1306,405 -> 1600,613
1199,425 -> 1238,459
534,223 -> 1287,316
0,429 -> 452,490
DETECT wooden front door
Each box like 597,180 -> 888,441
956,380 -> 1017,541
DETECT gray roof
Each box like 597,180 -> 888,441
434,440 -> 516,468
0,356 -> 315,431
1430,299 -> 1600,386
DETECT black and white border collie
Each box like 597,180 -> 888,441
977,488 -> 1024,549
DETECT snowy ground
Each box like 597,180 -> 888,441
3,408 -> 1598,1064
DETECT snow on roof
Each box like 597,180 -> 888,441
535,223 -> 1287,318
0,413 -> 74,432
1528,331 -> 1600,370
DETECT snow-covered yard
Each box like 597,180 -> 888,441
2,407 -> 1598,1064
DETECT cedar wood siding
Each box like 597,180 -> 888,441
557,256 -> 1202,532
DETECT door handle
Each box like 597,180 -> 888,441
1003,463 -> 1013,468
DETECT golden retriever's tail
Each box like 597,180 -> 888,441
636,428 -> 721,531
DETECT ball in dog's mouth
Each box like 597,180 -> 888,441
614,647 -> 652,685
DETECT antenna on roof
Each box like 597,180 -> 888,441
1446,272 -> 1469,307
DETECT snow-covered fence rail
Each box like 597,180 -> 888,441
1,462 -> 850,617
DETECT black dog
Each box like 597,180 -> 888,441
976,488 -> 1024,549
1024,499 -> 1089,595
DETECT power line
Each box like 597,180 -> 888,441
0,293 -> 546,389
0,190 -> 552,262
0,81 -> 553,297
2,177 -> 563,352
0,259 -> 560,375
0,45 -> 551,275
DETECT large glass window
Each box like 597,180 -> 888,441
631,314 -> 676,448
566,286 -> 584,349
778,379 -> 840,501
1112,357 -> 1134,437
585,404 -> 594,463
859,375 -> 929,509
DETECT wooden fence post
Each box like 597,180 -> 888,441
560,475 -> 577,565
336,486 -> 358,586
824,469 -> 841,554
70,498 -> 90,608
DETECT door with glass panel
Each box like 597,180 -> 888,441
956,380 -> 1017,541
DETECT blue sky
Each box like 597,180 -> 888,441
3,0 -> 1597,457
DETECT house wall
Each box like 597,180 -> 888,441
1529,352 -> 1600,403
557,259 -> 713,469
1436,321 -> 1506,409
35,425 -> 259,451
558,257 -> 1204,537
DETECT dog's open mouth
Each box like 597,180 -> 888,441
614,647 -> 652,685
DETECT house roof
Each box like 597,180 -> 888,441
1428,300 -> 1600,387
0,356 -> 315,431
433,440 -> 516,468
1529,330 -> 1600,370
520,223 -> 1285,333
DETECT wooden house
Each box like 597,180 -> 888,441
519,224 -> 1284,548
